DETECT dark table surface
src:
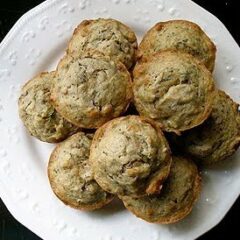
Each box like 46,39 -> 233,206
0,0 -> 239,239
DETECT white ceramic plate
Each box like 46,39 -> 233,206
0,0 -> 240,239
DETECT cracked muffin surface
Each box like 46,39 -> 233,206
120,156 -> 201,224
177,90 -> 240,165
18,72 -> 78,143
138,20 -> 216,72
89,116 -> 172,197
51,54 -> 132,129
133,50 -> 215,134
48,132 -> 114,210
67,18 -> 138,69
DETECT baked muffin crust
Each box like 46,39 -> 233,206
120,156 -> 201,224
48,132 -> 114,210
18,72 -> 77,143
177,90 -> 240,165
138,20 -> 216,72
51,53 -> 132,129
90,116 -> 172,197
133,50 -> 215,134
67,18 -> 138,69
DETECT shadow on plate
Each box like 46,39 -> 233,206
23,127 -> 54,171
201,152 -> 240,172
89,197 -> 126,218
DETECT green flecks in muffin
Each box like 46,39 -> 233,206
48,132 -> 113,210
18,72 -> 78,143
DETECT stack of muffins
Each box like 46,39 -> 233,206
18,19 -> 240,224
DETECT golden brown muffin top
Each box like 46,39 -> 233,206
89,115 -> 172,197
133,50 -> 215,134
67,18 -> 138,69
51,53 -> 132,129
48,132 -> 114,210
120,156 -> 201,224
18,72 -> 78,143
138,20 -> 216,72
178,90 -> 240,165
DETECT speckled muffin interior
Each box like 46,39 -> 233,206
120,156 -> 201,224
18,72 -> 78,143
138,20 -> 216,72
67,18 -> 138,69
89,116 -> 172,197
176,90 -> 240,165
51,54 -> 132,129
133,50 -> 215,134
48,132 -> 114,210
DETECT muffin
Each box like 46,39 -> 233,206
89,116 -> 172,197
51,53 -> 132,129
120,156 -> 201,224
18,72 -> 78,143
138,20 -> 216,72
133,50 -> 215,134
176,90 -> 240,165
48,132 -> 114,210
67,18 -> 138,69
